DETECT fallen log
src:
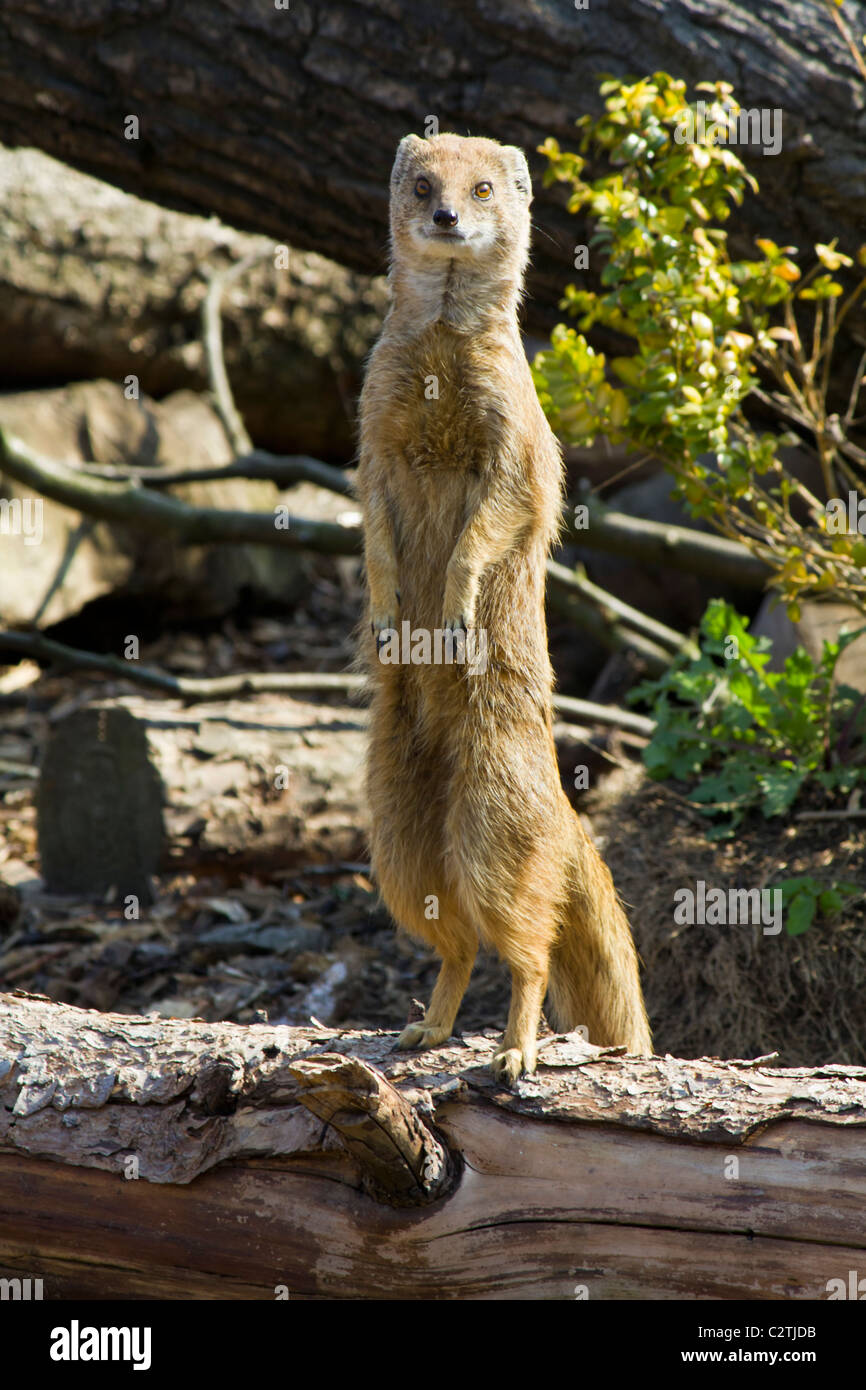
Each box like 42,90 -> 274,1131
0,144 -> 385,458
2,0 -> 865,362
0,381 -> 359,628
36,695 -> 369,898
1,992 -> 865,1299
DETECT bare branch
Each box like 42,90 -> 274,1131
553,701 -> 655,738
548,559 -> 699,659
0,428 -> 362,556
570,495 -> 771,588
0,629 -> 365,702
547,580 -> 674,676
76,450 -> 356,497
0,629 -> 655,735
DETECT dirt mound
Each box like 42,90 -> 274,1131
587,765 -> 866,1065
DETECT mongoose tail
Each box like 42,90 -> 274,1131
547,813 -> 653,1055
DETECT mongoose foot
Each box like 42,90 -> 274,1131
490,1045 -> 536,1085
395,1021 -> 453,1051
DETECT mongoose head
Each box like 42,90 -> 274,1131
389,133 -> 532,284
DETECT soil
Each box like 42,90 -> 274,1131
1,586 -> 864,1066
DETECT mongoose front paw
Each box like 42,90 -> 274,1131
490,1045 -> 536,1084
395,1021 -> 453,1051
370,603 -> 399,652
442,603 -> 475,634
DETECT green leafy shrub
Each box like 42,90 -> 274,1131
775,875 -> 861,937
630,599 -> 866,837
533,74 -> 866,619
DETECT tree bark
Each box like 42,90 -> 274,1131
0,144 -> 385,458
36,695 -> 370,897
0,1 -> 863,338
2,991 -> 866,1298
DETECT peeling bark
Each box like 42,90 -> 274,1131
36,695 -> 369,895
1,993 -> 865,1297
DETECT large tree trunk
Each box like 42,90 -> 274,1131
2,992 -> 866,1299
0,145 -> 385,458
0,1 -> 863,338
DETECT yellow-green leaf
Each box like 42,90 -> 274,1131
815,240 -> 853,270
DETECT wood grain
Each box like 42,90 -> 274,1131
2,992 -> 865,1298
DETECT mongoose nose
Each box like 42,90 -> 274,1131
433,207 -> 459,228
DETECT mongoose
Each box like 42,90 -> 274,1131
357,132 -> 652,1082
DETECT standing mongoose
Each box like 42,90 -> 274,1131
357,132 -> 652,1082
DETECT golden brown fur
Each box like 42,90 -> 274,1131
357,132 -> 652,1082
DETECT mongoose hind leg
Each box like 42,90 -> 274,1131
453,856 -> 558,1082
491,961 -> 548,1083
396,940 -> 477,1051
488,910 -> 557,1082
367,707 -> 479,1052
445,731 -> 562,1083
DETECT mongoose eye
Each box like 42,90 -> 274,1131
474,181 -> 493,200
414,177 -> 431,198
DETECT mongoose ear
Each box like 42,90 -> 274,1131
390,134 -> 427,189
502,145 -> 533,202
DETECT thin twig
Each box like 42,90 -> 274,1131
0,629 -> 366,702
844,348 -> 866,428
822,0 -> 866,81
0,629 -> 655,736
75,451 -> 356,497
202,252 -> 265,456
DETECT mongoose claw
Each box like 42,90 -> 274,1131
371,613 -> 397,652
442,611 -> 473,635
490,1045 -> 536,1084
395,1021 -> 453,1051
